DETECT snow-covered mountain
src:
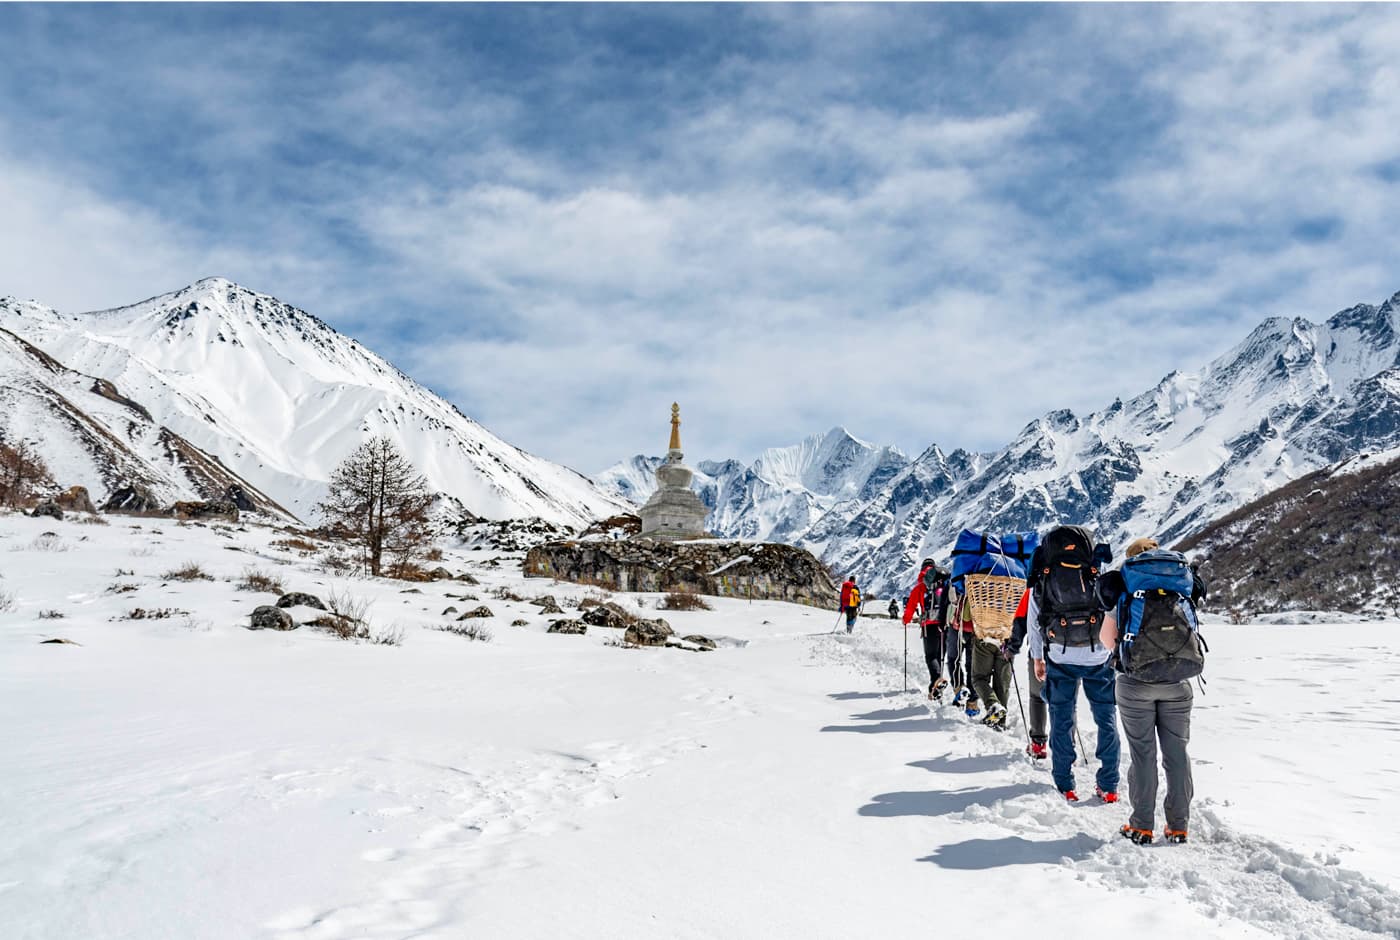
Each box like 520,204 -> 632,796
604,292 -> 1400,597
0,279 -> 628,526
0,323 -> 288,514
596,428 -> 911,543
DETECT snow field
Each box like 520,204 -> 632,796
2,511 -> 1398,938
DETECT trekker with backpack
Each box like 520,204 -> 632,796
1028,525 -> 1120,803
902,559 -> 952,700
840,577 -> 862,633
1008,586 -> 1048,758
1101,537 -> 1208,846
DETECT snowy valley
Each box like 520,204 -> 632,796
2,509 -> 1398,939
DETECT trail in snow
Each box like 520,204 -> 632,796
814,630 -> 1400,939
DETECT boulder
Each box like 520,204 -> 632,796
455,573 -> 481,585
529,594 -> 559,608
249,605 -> 295,631
54,486 -> 97,514
29,500 -> 63,521
276,592 -> 327,611
171,500 -> 240,523
457,606 -> 494,620
537,599 -> 565,615
581,602 -> 633,629
547,619 -> 587,635
223,484 -> 258,512
429,566 -> 454,581
442,606 -> 459,616
681,634 -> 718,651
624,617 -> 674,647
103,483 -> 159,513
511,619 -> 529,627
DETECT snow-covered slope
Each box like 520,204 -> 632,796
0,279 -> 628,526
605,292 -> 1400,597
0,324 -> 287,513
596,427 -> 910,543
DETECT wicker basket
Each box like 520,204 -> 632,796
962,573 -> 1026,642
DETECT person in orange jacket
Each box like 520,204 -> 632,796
839,577 -> 861,633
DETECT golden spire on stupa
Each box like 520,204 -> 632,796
668,402 -> 682,452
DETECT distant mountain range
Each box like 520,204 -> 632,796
0,279 -> 628,526
599,291 -> 1400,597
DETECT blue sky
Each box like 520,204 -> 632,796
2,4 -> 1398,472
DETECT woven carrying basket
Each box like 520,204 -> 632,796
963,573 -> 1025,642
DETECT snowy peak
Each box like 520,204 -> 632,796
0,280 -> 628,527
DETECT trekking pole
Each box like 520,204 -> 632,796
903,622 -> 909,692
1010,658 -> 1029,747
831,608 -> 844,634
1073,706 -> 1089,766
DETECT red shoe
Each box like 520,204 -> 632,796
1096,787 -> 1119,804
1062,789 -> 1079,803
1027,742 -> 1048,760
1120,825 -> 1154,845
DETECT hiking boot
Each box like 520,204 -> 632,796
1062,789 -> 1079,803
1164,829 -> 1188,845
1120,825 -> 1154,845
1027,741 -> 1048,760
953,687 -> 970,707
982,703 -> 1007,729
1095,786 -> 1119,804
964,702 -> 981,719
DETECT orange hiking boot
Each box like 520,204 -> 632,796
1062,789 -> 1079,803
1164,829 -> 1188,844
1095,786 -> 1119,804
1120,825 -> 1154,845
1026,741 -> 1048,760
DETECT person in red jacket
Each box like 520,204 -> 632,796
902,559 -> 951,700
839,577 -> 861,632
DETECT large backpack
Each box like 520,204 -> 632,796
921,565 -> 950,625
1034,525 -> 1104,655
1116,549 -> 1206,682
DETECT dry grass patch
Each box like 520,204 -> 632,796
236,566 -> 286,594
162,562 -> 214,582
433,621 -> 493,642
121,607 -> 189,620
659,589 -> 712,612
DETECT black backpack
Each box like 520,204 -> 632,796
1035,525 -> 1105,655
921,564 -> 950,625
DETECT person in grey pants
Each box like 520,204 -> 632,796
1008,589 -> 1048,758
1101,536 -> 1206,844
1115,673 -> 1193,843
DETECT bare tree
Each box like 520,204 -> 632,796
0,440 -> 54,509
316,437 -> 433,577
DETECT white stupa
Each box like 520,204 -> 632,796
638,403 -> 709,540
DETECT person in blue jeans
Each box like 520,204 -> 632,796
1027,590 -> 1120,802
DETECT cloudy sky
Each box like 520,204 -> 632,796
1,4 -> 1398,472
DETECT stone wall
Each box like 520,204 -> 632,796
523,538 -> 838,608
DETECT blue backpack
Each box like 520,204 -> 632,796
1116,549 -> 1206,682
950,529 -> 1039,588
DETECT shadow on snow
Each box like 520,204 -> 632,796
859,783 -> 1041,817
920,834 -> 1105,870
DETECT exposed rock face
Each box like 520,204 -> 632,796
524,539 -> 837,607
171,499 -> 239,523
578,513 -> 643,540
223,484 -> 257,512
624,617 -> 674,646
456,516 -> 577,553
276,592 -> 326,611
249,605 -> 295,630
29,499 -> 63,520
103,483 -> 159,513
547,619 -> 587,635
54,486 -> 97,514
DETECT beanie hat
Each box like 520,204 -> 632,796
1125,537 -> 1159,558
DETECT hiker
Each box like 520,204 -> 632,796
888,598 -> 900,620
946,586 -> 981,718
1101,537 -> 1208,846
839,576 -> 861,633
902,559 -> 951,700
1028,526 -> 1120,803
1007,586 -> 1048,758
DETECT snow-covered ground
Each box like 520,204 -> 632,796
2,511 -> 1398,939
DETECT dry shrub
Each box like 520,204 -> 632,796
386,561 -> 434,582
0,589 -> 15,613
433,621 -> 493,642
236,566 -> 286,594
423,546 -> 444,562
491,585 -> 525,602
77,514 -> 109,526
271,537 -> 320,554
105,582 -> 138,594
114,568 -> 135,577
29,533 -> 68,552
122,607 -> 188,620
659,589 -> 712,612
317,551 -> 356,576
309,588 -> 401,644
162,562 -> 213,582
37,609 -> 64,619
